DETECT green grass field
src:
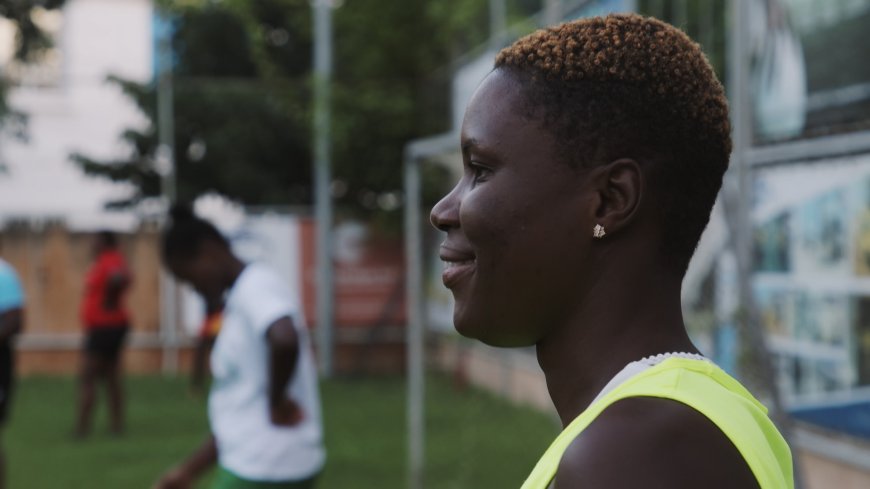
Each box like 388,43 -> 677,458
6,373 -> 557,488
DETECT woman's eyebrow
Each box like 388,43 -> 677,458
461,138 -> 479,154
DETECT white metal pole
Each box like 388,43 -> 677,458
156,9 -> 179,375
489,0 -> 507,47
313,0 -> 335,378
404,151 -> 424,489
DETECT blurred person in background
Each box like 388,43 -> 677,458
0,257 -> 24,489
154,205 -> 324,489
74,230 -> 132,439
430,13 -> 792,489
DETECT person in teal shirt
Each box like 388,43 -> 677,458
0,258 -> 24,489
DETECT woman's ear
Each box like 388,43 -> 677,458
587,158 -> 643,236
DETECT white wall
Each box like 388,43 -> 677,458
0,0 -> 153,231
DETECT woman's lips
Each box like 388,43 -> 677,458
439,245 -> 476,289
441,259 -> 476,288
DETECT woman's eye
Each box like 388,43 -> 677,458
469,162 -> 492,184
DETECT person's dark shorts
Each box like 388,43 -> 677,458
84,325 -> 129,363
0,342 -> 14,425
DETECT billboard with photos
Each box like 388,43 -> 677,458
753,153 -> 870,397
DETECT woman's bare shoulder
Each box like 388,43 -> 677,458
553,396 -> 760,489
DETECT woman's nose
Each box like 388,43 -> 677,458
430,183 -> 461,232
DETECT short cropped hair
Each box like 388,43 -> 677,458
495,13 -> 731,273
161,204 -> 230,262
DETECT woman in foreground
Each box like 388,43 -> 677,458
430,13 -> 793,489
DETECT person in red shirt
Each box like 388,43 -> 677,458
74,231 -> 132,438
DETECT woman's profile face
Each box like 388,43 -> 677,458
430,70 -> 596,347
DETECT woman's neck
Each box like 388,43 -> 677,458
535,267 -> 697,427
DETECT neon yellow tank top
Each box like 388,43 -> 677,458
521,358 -> 794,489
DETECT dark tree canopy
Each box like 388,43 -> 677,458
72,0 -> 536,221
0,0 -> 67,140
72,3 -> 312,208
0,0 -> 66,61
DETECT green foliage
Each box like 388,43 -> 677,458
327,0 -> 481,222
9,373 -> 557,488
0,0 -> 66,61
636,0 -> 728,79
424,0 -> 491,55
0,0 -> 66,135
73,3 -> 313,207
72,76 -> 312,208
0,80 -> 22,143
73,0 -> 501,221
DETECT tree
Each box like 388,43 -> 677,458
71,2 -> 312,207
72,0 -> 535,219
0,0 -> 67,140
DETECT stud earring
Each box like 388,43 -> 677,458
593,224 -> 606,239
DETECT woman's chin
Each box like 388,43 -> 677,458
453,315 -> 537,348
